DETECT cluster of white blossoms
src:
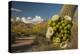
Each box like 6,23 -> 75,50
46,15 -> 73,48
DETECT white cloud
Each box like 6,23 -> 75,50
32,16 -> 44,24
21,17 -> 32,23
27,17 -> 32,20
16,17 -> 21,21
11,8 -> 22,12
21,17 -> 26,21
11,18 -> 14,22
15,16 -> 44,24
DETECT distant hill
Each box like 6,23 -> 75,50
11,19 -> 48,36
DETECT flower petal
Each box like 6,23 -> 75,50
51,15 -> 60,21
64,16 -> 72,21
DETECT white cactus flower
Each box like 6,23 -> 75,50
64,16 -> 72,21
60,41 -> 68,48
46,27 -> 54,39
51,15 -> 60,21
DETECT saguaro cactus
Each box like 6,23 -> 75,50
60,5 -> 78,48
46,5 -> 78,49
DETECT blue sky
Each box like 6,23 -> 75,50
10,1 -> 63,20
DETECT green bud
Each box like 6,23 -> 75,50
59,26 -> 63,29
48,20 -> 52,25
52,22 -> 56,27
53,27 -> 57,31
61,30 -> 64,33
62,35 -> 67,41
61,34 -> 64,37
64,30 -> 68,34
56,24 -> 59,28
61,20 -> 64,23
53,42 -> 60,47
67,24 -> 72,29
62,23 -> 65,27
52,37 -> 61,43
64,26 -> 67,30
